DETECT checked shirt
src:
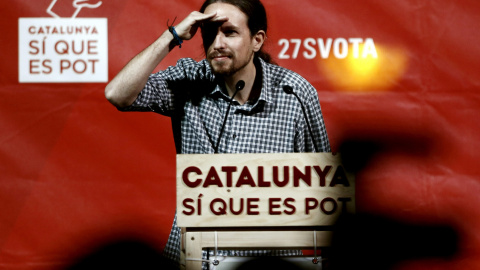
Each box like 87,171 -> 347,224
122,57 -> 330,269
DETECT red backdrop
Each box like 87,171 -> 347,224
2,0 -> 480,269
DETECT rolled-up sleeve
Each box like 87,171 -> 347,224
120,58 -> 212,116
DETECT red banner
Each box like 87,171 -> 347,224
2,0 -> 480,269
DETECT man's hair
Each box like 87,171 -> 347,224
199,0 -> 273,63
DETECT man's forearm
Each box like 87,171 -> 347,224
104,11 -> 225,108
104,30 -> 174,108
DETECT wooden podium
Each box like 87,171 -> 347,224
176,153 -> 355,269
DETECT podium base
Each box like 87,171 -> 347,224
210,256 -> 323,270
183,230 -> 332,270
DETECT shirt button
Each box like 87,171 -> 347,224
232,134 -> 237,139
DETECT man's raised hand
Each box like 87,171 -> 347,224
174,11 -> 228,41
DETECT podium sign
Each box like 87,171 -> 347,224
176,153 -> 355,227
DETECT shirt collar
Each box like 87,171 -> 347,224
256,57 -> 273,105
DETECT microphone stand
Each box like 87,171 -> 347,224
214,80 -> 245,153
283,85 -> 319,152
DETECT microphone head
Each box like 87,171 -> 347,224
283,85 -> 294,94
236,80 -> 245,91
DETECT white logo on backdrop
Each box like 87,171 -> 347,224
19,0 -> 108,83
47,0 -> 103,18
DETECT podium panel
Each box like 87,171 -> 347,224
177,153 -> 355,227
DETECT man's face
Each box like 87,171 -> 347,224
202,3 -> 257,77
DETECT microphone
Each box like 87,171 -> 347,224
283,85 -> 319,152
214,80 -> 245,153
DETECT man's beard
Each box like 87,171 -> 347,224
208,50 -> 254,77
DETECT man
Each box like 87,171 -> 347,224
105,0 -> 330,268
